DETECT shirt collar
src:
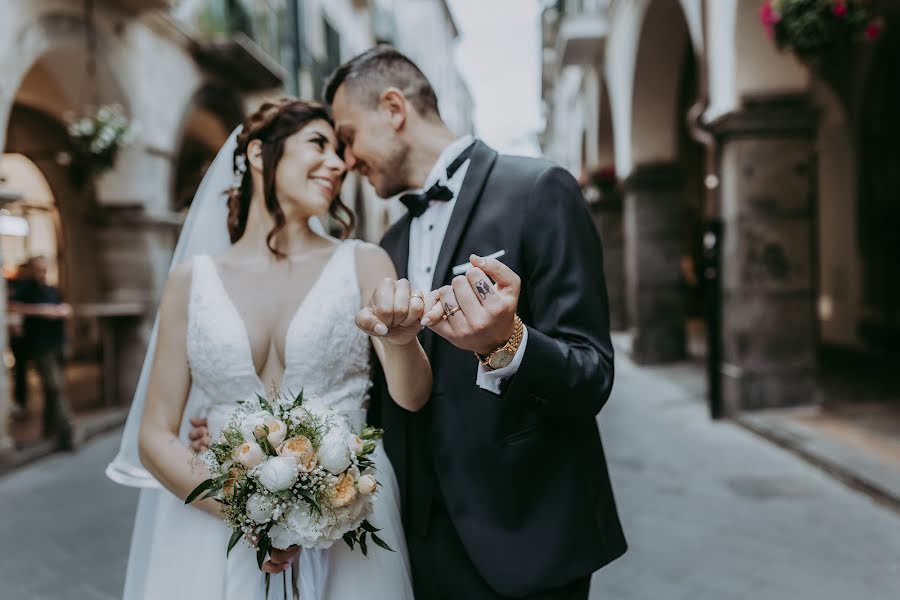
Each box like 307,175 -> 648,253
420,134 -> 475,192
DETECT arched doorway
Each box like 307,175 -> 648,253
2,32 -> 132,446
624,0 -> 705,363
859,24 -> 900,355
172,84 -> 244,214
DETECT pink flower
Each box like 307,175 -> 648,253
760,1 -> 781,37
832,2 -> 847,18
865,20 -> 883,41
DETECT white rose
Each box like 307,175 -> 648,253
257,456 -> 298,492
265,418 -> 287,446
348,434 -> 365,456
240,410 -> 271,443
318,428 -> 352,474
246,493 -> 276,524
269,503 -> 327,550
357,474 -> 377,496
232,441 -> 265,468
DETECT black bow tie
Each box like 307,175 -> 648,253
399,182 -> 453,218
398,142 -> 475,218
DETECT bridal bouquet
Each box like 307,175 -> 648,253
186,390 -> 392,570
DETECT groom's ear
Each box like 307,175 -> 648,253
247,139 -> 264,171
380,87 -> 408,131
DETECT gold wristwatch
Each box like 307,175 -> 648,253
476,315 -> 525,370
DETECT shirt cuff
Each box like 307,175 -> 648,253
475,326 -> 529,394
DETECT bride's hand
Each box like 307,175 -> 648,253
355,278 -> 426,346
262,546 -> 300,574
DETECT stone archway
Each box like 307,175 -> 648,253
1,12 -> 147,423
621,0 -> 702,364
171,84 -> 244,214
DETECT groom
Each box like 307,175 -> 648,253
327,46 -> 626,599
195,46 -> 626,598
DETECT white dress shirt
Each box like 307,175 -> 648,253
405,135 -> 528,394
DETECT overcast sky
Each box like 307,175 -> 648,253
445,0 -> 544,156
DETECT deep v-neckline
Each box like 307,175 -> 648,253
204,242 -> 346,387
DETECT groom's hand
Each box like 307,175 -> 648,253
355,278 -> 426,346
421,254 -> 520,355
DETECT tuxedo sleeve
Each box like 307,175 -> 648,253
502,166 -> 615,418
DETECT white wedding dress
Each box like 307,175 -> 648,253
117,239 -> 414,599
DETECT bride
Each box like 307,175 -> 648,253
106,98 -> 428,599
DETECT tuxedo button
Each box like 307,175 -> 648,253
425,267 -> 432,274
428,224 -> 434,231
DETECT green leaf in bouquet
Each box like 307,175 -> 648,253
185,477 -> 217,504
371,532 -> 395,553
360,426 -> 383,440
359,531 -> 369,557
296,487 -> 321,513
256,534 -> 272,570
342,531 -> 356,550
256,393 -> 274,415
293,388 -> 305,405
227,530 -> 243,557
258,436 -> 279,457
359,519 -> 381,534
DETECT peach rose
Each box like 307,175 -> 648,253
332,472 -> 358,508
232,441 -> 265,468
223,467 -> 242,497
278,436 -> 317,472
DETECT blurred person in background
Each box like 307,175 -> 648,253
7,259 -> 33,421
9,255 -> 74,449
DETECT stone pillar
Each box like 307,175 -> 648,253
94,207 -> 178,404
623,162 -> 687,363
712,95 -> 818,412
590,192 -> 627,331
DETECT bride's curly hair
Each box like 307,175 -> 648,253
226,98 -> 355,255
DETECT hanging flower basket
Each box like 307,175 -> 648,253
760,0 -> 883,64
66,104 -> 139,184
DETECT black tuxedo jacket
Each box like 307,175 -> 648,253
370,140 -> 626,597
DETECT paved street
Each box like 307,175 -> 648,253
2,350 -> 900,599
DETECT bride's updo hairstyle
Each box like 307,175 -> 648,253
226,98 -> 354,256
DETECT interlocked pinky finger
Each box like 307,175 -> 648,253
401,289 -> 426,327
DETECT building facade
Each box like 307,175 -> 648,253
0,0 -> 473,457
542,0 -> 898,415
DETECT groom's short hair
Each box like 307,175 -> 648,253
324,45 -> 441,119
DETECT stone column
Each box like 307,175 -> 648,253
94,207 -> 178,404
712,95 -> 818,412
590,192 -> 627,331
623,162 -> 687,363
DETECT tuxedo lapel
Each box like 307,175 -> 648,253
423,141 -> 497,358
383,213 -> 412,279
430,141 -> 498,291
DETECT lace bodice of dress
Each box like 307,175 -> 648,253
186,240 -> 372,434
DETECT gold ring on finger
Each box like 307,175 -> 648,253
410,293 -> 425,302
444,305 -> 462,318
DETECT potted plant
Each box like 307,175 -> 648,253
66,104 -> 138,187
760,0 -> 883,65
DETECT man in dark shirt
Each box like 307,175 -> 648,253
7,260 -> 32,419
10,256 -> 74,448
